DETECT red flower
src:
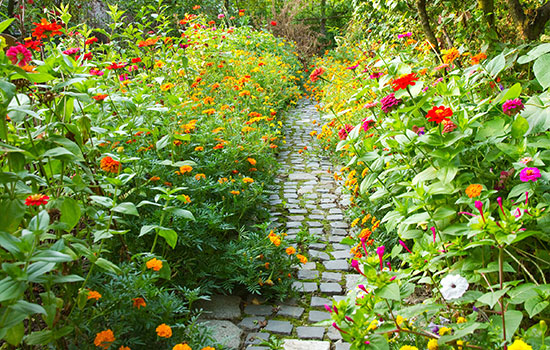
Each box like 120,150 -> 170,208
270,21 -> 277,26
32,18 -> 62,39
22,38 -> 42,51
106,62 -> 127,70
390,73 -> 419,92
131,57 -> 142,63
92,94 -> 108,101
85,37 -> 98,45
426,105 -> 453,123
309,67 -> 325,82
25,194 -> 49,206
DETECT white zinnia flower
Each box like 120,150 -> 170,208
440,274 -> 469,300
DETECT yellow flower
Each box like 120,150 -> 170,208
508,339 -> 533,350
442,47 -> 460,64
438,326 -> 451,336
173,344 -> 191,350
242,177 -> 254,184
366,319 -> 378,331
427,339 -> 438,350
456,340 -> 464,350
296,254 -> 307,264
399,346 -> 418,350
160,83 -> 174,91
396,315 -> 405,326
456,316 -> 467,324
230,190 -> 240,195
179,165 -> 193,174
465,184 -> 482,198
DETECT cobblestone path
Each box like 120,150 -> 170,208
196,100 -> 358,350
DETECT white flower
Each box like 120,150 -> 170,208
440,274 -> 469,300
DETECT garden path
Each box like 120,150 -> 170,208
197,99 -> 358,350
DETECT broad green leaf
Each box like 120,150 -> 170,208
42,147 -> 77,161
111,202 -> 139,216
94,258 -> 121,274
0,18 -> 15,34
485,53 -> 506,78
367,334 -> 389,350
159,229 -> 178,249
156,135 -> 170,150
377,283 -> 400,301
525,297 -> 549,318
412,166 -> 437,185
511,116 -> 529,138
11,300 -> 46,315
90,196 -> 114,208
534,53 -> 550,89
30,250 -> 72,263
0,277 -> 26,302
139,225 -> 159,237
5,322 -> 24,346
489,310 -> 523,341
60,198 -> 81,231
478,288 -> 509,308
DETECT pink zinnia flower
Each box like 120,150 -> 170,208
363,101 -> 378,109
218,14 -> 225,19
502,98 -> 524,116
520,167 -> 541,182
398,32 -> 412,38
369,72 -> 383,79
338,124 -> 354,140
346,64 -> 359,70
62,47 -> 80,55
380,93 -> 402,113
362,119 -> 375,132
6,44 -> 32,67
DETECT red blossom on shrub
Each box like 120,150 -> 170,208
426,105 -> 453,123
390,73 -> 419,91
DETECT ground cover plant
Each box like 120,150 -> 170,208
308,18 -> 550,350
0,3 -> 309,348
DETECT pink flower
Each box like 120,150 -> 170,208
346,64 -> 359,70
369,72 -> 383,79
218,14 -> 225,19
363,101 -> 378,109
399,240 -> 412,253
362,119 -> 375,132
397,32 -> 412,38
376,246 -> 385,270
520,167 -> 541,182
6,44 -> 32,67
338,124 -> 354,140
475,201 -> 485,223
380,93 -> 402,113
90,68 -> 104,76
62,47 -> 80,55
502,99 -> 524,116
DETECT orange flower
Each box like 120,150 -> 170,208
213,143 -> 224,150
181,194 -> 191,203
286,247 -> 296,255
160,83 -> 174,91
146,258 -> 163,271
471,52 -> 487,65
247,158 -> 257,166
230,190 -> 240,195
173,345 -> 192,350
150,176 -> 160,181
94,329 -> 115,349
201,347 -> 215,350
156,324 -> 172,338
179,165 -> 193,174
465,184 -> 483,198
119,346 -> 131,350
100,156 -> 121,173
132,297 -> 146,309
87,290 -> 102,301
296,254 -> 307,264
25,194 -> 49,206
195,146 -> 204,151
195,173 -> 206,180
92,94 -> 108,101
242,177 -> 254,184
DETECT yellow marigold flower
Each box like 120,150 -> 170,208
438,326 -> 451,336
146,258 -> 163,271
243,177 -> 254,184
201,347 -> 215,350
173,344 -> 191,350
179,165 -> 193,174
350,218 -> 360,228
399,346 -> 418,350
442,47 -> 460,64
94,329 -> 115,349
195,173 -> 206,180
87,290 -> 102,301
427,339 -> 438,350
296,254 -> 307,264
457,316 -> 467,323
218,177 -> 228,184
508,339 -> 533,350
203,108 -> 216,115
160,83 -> 174,91
457,340 -> 465,350
154,60 -> 165,68
156,323 -> 172,338
181,195 -> 191,203
286,246 -> 296,255
247,158 -> 257,166
465,184 -> 482,198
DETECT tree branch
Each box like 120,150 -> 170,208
415,0 -> 440,53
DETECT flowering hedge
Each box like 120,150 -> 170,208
0,4 -> 307,348
308,33 -> 550,349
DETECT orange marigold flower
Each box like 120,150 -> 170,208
146,258 -> 163,271
94,329 -> 115,349
87,290 -> 102,301
179,165 -> 193,174
156,324 -> 172,338
119,346 -> 131,350
150,176 -> 160,181
25,193 -> 49,206
173,345 -> 192,350
465,184 -> 483,198
213,143 -> 224,150
92,94 -> 108,101
242,177 -> 254,184
100,156 -> 121,173
195,146 -> 204,151
160,83 -> 174,91
230,190 -> 240,195
471,52 -> 487,65
195,173 -> 206,180
286,247 -> 296,255
138,37 -> 159,47
181,194 -> 191,203
247,158 -> 257,166
296,254 -> 308,264
442,47 -> 460,64
201,347 -> 215,350
132,297 -> 146,309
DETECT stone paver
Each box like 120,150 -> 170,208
196,295 -> 241,320
296,326 -> 325,340
283,339 -> 330,350
238,317 -> 266,331
265,320 -> 293,335
308,311 -> 331,323
277,305 -> 305,319
244,304 -> 273,316
201,320 -> 242,349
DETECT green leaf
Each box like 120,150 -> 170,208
478,288 -> 509,308
412,166 -> 437,185
111,202 -> 138,216
42,147 -> 77,161
90,196 -> 114,208
94,258 -> 121,274
437,165 -> 458,184
167,208 -> 194,220
60,198 -> 81,231
489,310 -> 523,341
156,135 -> 170,150
367,334 -> 389,350
518,43 -> 550,64
158,229 -> 178,249
5,322 -> 24,346
439,323 -> 483,344
0,277 -> 25,302
525,297 -> 549,318
433,206 -> 456,219
500,83 -> 522,102
11,300 -> 46,316
377,283 -> 401,301
30,250 -> 72,263
403,212 -> 430,225
511,116 -> 529,138
534,53 -> 550,89
24,329 -> 54,345
0,18 -> 15,34
485,53 -> 506,78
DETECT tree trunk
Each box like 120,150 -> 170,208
415,0 -> 439,53
478,0 -> 495,28
504,0 -> 550,40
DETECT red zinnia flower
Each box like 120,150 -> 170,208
85,37 -> 98,45
23,38 -> 42,51
25,194 -> 50,206
390,73 -> 419,92
131,57 -> 142,63
106,62 -> 127,70
32,18 -> 62,39
270,21 -> 277,26
92,94 -> 108,101
309,67 -> 325,82
426,105 -> 453,124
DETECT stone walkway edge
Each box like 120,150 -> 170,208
195,100 -> 357,350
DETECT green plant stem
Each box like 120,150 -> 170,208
150,199 -> 171,253
499,247 -> 507,350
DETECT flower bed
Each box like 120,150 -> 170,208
0,5 -> 306,348
308,34 -> 550,349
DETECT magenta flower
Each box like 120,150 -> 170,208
520,167 -> 541,182
376,245 -> 385,270
380,93 -> 402,113
6,44 -> 32,67
90,68 -> 104,76
324,304 -> 333,312
369,72 -> 383,79
346,64 -> 359,70
351,259 -> 365,276
502,98 -> 524,116
398,32 -> 412,38
362,119 -> 375,132
218,14 -> 225,19
475,200 -> 485,223
497,197 -> 506,216
358,284 -> 369,293
363,101 -> 379,109
399,239 -> 412,253
431,226 -> 436,243
62,47 -> 80,55
338,124 -> 354,140
332,322 -> 348,334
